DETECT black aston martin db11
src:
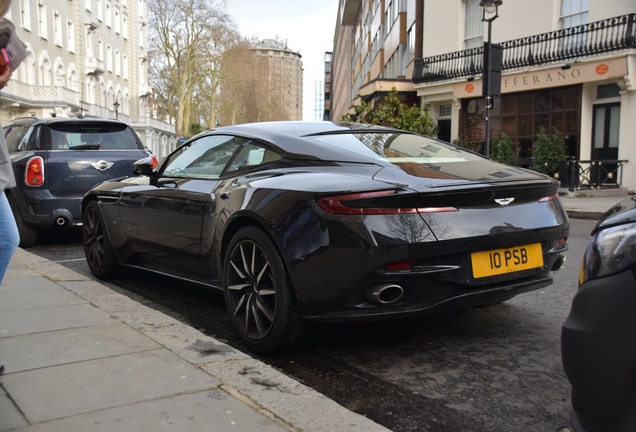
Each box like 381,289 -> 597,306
82,121 -> 569,353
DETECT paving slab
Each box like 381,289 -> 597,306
1,349 -> 221,424
8,389 -> 287,432
0,304 -> 115,338
0,389 -> 28,431
0,323 -> 160,373
0,280 -> 86,312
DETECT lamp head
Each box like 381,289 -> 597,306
480,0 -> 502,14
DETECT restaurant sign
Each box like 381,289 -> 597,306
453,57 -> 627,99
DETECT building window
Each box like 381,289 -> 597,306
596,83 -> 620,100
385,1 -> 396,30
122,13 -> 128,39
407,24 -> 415,60
85,0 -> 91,11
439,104 -> 452,117
20,0 -> 31,30
105,1 -> 112,27
464,0 -> 483,50
560,0 -> 589,29
37,1 -> 47,39
106,43 -> 112,71
53,10 -> 62,46
115,48 -> 120,75
114,7 -> 120,34
460,85 -> 582,162
96,0 -> 103,21
123,54 -> 128,79
139,22 -> 144,48
66,19 -> 75,52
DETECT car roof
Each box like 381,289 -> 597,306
202,121 -> 412,164
6,116 -> 125,127
216,121 -> 395,137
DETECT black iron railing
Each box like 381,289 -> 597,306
550,159 -> 628,191
413,13 -> 636,83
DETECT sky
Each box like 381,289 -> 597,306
224,0 -> 340,121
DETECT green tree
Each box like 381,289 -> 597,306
342,88 -> 438,136
490,133 -> 516,165
531,126 -> 567,177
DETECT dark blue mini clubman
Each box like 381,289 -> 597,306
3,116 -> 154,247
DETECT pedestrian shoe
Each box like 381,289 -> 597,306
0,364 -> 4,375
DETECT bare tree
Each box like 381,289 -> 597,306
147,0 -> 238,136
218,42 -> 271,125
218,41 -> 295,125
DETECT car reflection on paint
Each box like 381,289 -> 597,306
81,121 -> 569,353
562,195 -> 636,432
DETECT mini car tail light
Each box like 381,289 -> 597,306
316,190 -> 458,215
25,156 -> 44,187
150,155 -> 158,168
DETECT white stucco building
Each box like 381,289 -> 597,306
0,0 -> 177,158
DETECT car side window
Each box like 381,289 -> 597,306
226,141 -> 282,173
161,135 -> 243,179
4,125 -> 29,153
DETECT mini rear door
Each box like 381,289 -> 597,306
45,122 -> 147,197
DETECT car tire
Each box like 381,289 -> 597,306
7,194 -> 37,248
82,201 -> 120,279
223,226 -> 302,354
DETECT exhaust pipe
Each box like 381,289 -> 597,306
53,209 -> 74,227
367,284 -> 404,305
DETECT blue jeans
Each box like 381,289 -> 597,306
0,192 -> 19,284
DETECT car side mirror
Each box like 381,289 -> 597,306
133,156 -> 155,176
133,156 -> 160,186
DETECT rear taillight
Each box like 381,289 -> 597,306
150,155 -> 158,168
316,190 -> 458,215
25,156 -> 44,187
539,193 -> 558,203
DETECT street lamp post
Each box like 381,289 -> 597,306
480,0 -> 503,158
113,98 -> 120,119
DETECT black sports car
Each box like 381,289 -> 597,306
562,196 -> 636,432
82,121 -> 569,353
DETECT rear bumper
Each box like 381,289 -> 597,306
8,188 -> 82,228
305,274 -> 554,322
561,270 -> 636,432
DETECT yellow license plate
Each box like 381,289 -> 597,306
471,243 -> 543,279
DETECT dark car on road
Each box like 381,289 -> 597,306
81,121 -> 569,353
562,195 -> 636,432
3,116 -> 155,247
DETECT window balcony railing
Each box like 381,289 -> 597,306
413,13 -> 636,84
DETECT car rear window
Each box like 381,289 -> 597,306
50,122 -> 142,150
311,132 -> 484,165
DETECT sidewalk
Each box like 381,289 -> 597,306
559,190 -> 634,220
0,249 -> 389,432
